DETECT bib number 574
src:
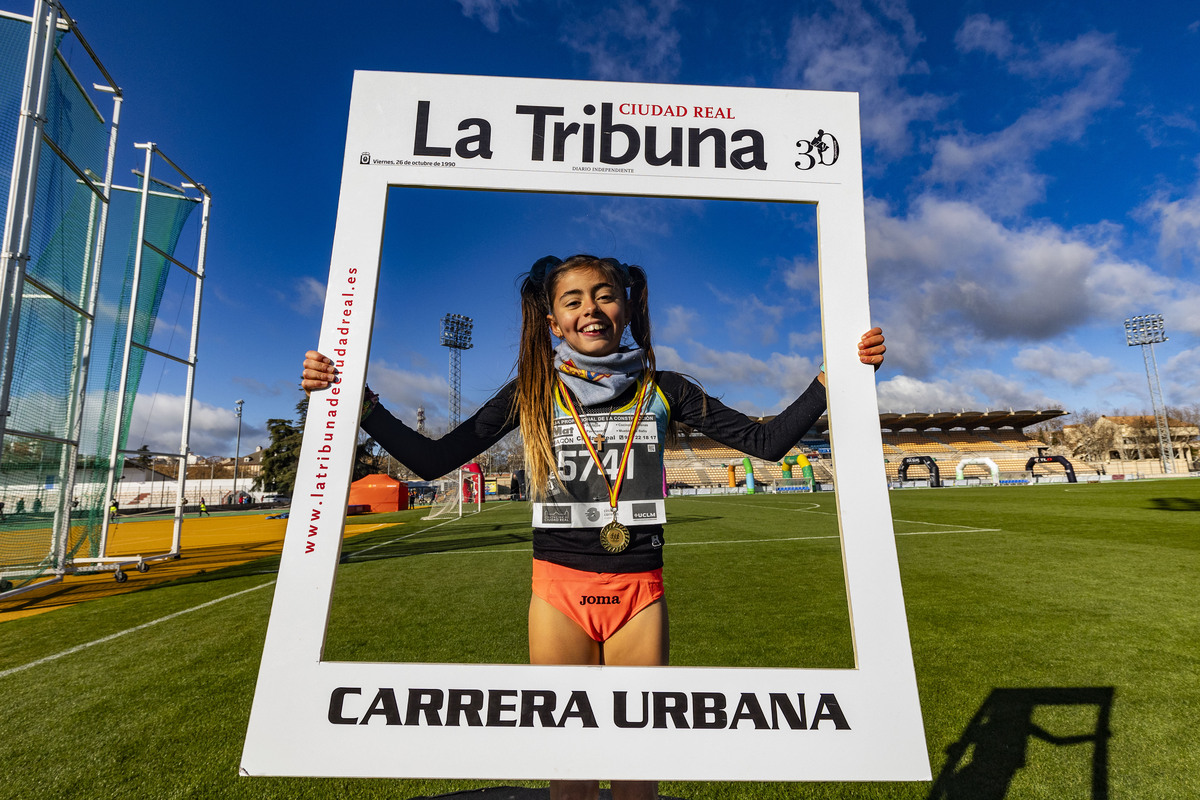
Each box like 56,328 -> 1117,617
557,448 -> 633,482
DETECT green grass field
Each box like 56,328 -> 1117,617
2,479 -> 1197,799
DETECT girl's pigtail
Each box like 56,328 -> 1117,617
513,258 -> 561,499
626,264 -> 656,377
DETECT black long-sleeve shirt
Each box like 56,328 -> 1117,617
362,372 -> 827,571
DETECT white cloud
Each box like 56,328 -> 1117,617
655,343 -> 818,414
788,329 -> 822,351
866,195 -> 1200,351
875,374 -> 979,412
1164,346 -> 1199,375
926,29 -> 1129,215
868,196 -> 1095,340
707,285 -> 786,346
861,190 -> 1200,407
559,0 -> 683,82
367,360 -> 451,430
232,375 -> 299,398
455,0 -> 521,33
660,304 -> 700,343
571,199 -> 674,243
151,316 -> 190,345
781,0 -> 945,156
295,275 -> 326,313
781,257 -> 818,293
954,14 -> 1015,59
960,369 -> 1062,409
1162,346 -> 1200,403
1137,105 -> 1199,148
129,392 -> 259,458
1140,174 -> 1200,269
1013,344 -> 1114,388
875,371 -> 1060,413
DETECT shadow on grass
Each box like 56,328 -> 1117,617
418,788 -> 687,800
156,526 -> 534,589
1148,497 -> 1200,512
928,687 -> 1114,800
342,530 -> 533,562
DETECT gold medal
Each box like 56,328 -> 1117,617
560,378 -> 650,558
599,520 -> 631,553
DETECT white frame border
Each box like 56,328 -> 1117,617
241,72 -> 929,782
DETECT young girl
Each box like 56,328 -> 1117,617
301,254 -> 886,800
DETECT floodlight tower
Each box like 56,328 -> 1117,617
1123,314 -> 1173,474
440,314 -> 474,429
233,399 -> 245,498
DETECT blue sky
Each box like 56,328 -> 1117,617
16,0 -> 1198,456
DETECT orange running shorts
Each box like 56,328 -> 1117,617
532,558 -> 664,643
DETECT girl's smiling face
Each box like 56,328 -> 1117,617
546,266 -> 629,357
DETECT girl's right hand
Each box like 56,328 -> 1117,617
301,350 -> 338,394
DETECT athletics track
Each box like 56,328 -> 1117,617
0,511 -> 390,623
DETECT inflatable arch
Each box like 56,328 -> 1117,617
898,455 -> 941,487
956,457 -> 999,484
726,459 -> 757,493
781,454 -> 815,483
743,457 -> 756,494
1025,454 -> 1077,483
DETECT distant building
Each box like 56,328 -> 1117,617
218,445 -> 264,478
1063,416 -> 1197,464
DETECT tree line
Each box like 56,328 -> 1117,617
1030,404 -> 1200,464
253,397 -> 525,497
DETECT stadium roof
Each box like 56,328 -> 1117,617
730,408 -> 1068,435
873,408 -> 1067,432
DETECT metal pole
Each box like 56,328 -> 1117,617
1143,342 -> 1173,473
233,399 -> 244,503
171,186 -> 209,553
55,88 -> 122,570
0,0 -> 57,456
98,143 -> 155,557
448,347 -> 462,428
440,313 -> 473,431
1124,314 -> 1173,475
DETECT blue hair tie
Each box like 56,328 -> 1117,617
599,257 -> 632,278
530,255 -> 562,285
523,255 -> 641,298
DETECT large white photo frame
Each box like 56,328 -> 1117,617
241,72 -> 930,782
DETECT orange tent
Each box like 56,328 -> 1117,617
347,474 -> 408,512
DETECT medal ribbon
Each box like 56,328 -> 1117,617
559,376 -> 649,520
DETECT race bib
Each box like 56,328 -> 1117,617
533,414 -> 665,528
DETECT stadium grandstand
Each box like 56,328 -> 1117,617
658,407 -> 1165,491
446,405 -> 1198,501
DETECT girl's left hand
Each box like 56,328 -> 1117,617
858,327 -> 886,370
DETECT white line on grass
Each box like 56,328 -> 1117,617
341,499 -> 1005,561
673,497 -> 1001,535
895,527 -> 1002,536
666,526 -> 1000,547
0,580 -> 276,680
354,523 -> 1002,559
667,534 -> 839,546
672,497 -> 823,512
343,503 -> 504,560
